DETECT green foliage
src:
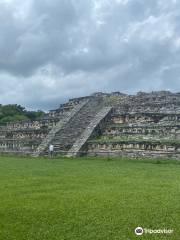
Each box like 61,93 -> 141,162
24,110 -> 44,120
0,104 -> 25,116
156,159 -> 161,164
0,156 -> 179,240
0,114 -> 28,124
0,104 -> 44,124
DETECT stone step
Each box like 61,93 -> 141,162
67,107 -> 112,157
33,96 -> 108,156
32,100 -> 89,157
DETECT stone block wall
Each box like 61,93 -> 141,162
0,91 -> 180,158
86,91 -> 180,159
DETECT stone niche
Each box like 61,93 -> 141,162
103,125 -> 180,138
87,141 -> 180,159
1,91 -> 180,157
0,138 -> 40,154
111,113 -> 180,125
111,115 -> 153,124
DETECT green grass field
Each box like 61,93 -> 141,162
0,156 -> 180,240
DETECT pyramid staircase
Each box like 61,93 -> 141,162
67,107 -> 112,157
33,96 -> 112,156
32,100 -> 88,157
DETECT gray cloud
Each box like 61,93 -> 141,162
0,0 -> 180,110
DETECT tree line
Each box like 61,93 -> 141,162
0,104 -> 44,125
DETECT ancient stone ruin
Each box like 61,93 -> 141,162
1,91 -> 180,159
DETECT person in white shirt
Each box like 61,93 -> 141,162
49,144 -> 54,158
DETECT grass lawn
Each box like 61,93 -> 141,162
0,156 -> 180,240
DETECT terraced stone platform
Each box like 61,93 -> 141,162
0,91 -> 180,158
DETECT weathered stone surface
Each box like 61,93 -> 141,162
32,100 -> 89,156
41,96 -> 108,155
67,107 -> 112,157
0,91 -> 180,158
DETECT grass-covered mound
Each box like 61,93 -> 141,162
0,156 -> 179,240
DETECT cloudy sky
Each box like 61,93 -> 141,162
0,0 -> 180,110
